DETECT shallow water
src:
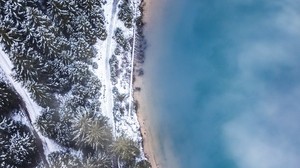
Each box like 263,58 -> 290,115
144,0 -> 300,168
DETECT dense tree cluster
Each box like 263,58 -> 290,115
114,28 -> 130,52
118,0 -> 134,28
0,0 -> 150,167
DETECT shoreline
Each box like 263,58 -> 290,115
134,73 -> 160,168
134,0 -> 161,167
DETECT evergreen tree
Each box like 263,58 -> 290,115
35,108 -> 59,138
71,15 -> 96,44
2,0 -> 27,28
0,82 -> 21,115
26,82 -> 57,108
36,108 -> 74,147
11,48 -> 41,83
0,0 -> 28,51
71,112 -> 113,151
25,7 -> 58,56
82,152 -> 112,168
135,160 -> 151,168
112,136 -> 140,167
74,0 -> 107,41
114,28 -> 130,51
0,116 -> 39,168
65,61 -> 91,84
118,0 -> 134,28
47,0 -> 78,36
48,151 -> 82,168
71,109 -> 96,144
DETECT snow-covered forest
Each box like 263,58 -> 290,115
0,0 -> 149,167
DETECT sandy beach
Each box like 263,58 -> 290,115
134,73 -> 160,168
133,1 -> 161,167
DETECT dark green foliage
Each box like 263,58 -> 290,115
114,28 -> 130,51
26,82 -> 57,108
36,108 -> 74,147
0,116 -> 39,168
82,152 -> 112,168
0,0 -> 27,51
118,1 -> 134,28
71,111 -> 113,151
46,0 -> 78,36
109,55 -> 120,84
112,136 -> 140,167
48,151 -> 82,168
74,0 -> 107,41
135,160 -> 152,168
0,82 -> 21,115
0,0 -> 145,166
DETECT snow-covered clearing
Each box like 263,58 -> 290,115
94,0 -> 120,136
95,0 -> 144,145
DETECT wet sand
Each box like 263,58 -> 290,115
134,1 -> 161,167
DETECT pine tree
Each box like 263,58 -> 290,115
5,131 -> 36,165
71,109 -> 96,144
71,15 -> 96,44
73,0 -> 107,41
24,7 -> 58,56
69,37 -> 96,62
35,108 -> 59,139
26,82 -> 57,108
48,151 -> 82,168
71,112 -> 113,151
0,116 -> 39,168
0,0 -> 28,51
118,0 -> 134,28
36,108 -> 74,147
114,28 -> 130,51
11,48 -> 41,83
65,61 -> 91,84
47,0 -> 78,36
0,82 -> 21,115
82,152 -> 112,168
112,136 -> 140,168
135,160 -> 152,168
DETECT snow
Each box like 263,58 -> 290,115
94,0 -> 120,135
0,45 -> 62,161
94,0 -> 143,141
0,0 -> 146,162
0,47 -> 41,122
95,1 -> 145,159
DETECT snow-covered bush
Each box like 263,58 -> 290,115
109,55 -> 120,85
114,28 -> 130,51
118,0 -> 134,28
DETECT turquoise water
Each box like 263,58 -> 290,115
145,0 -> 300,168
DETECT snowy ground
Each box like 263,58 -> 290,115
0,0 -> 146,162
94,0 -> 143,143
0,45 -> 62,159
